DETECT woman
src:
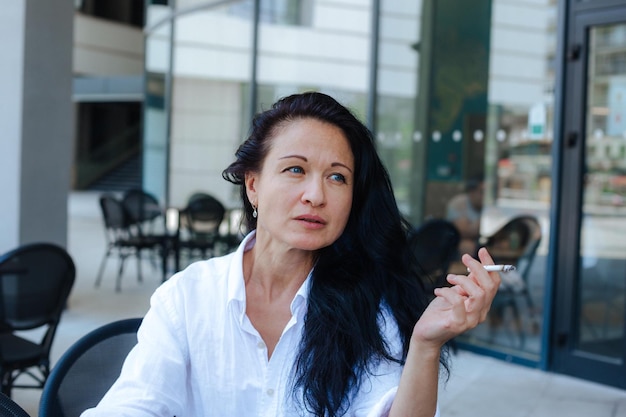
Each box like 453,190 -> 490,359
82,92 -> 499,417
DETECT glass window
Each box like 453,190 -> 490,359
254,0 -> 370,111
144,0 -> 254,208
576,22 -> 626,361
378,0 -> 558,362
376,0 -> 423,218
228,0 -> 311,26
454,1 -> 557,360
145,0 -> 558,363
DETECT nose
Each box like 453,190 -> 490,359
301,177 -> 326,207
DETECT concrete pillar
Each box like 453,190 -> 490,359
0,0 -> 74,253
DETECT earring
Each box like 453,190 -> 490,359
252,205 -> 258,218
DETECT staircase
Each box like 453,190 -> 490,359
88,154 -> 142,192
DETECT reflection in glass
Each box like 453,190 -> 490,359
144,3 -> 173,203
450,1 -> 557,361
228,0 -> 310,25
143,0 -> 562,363
577,23 -> 626,360
144,0 -> 254,208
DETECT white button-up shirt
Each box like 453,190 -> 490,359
82,232 -> 439,417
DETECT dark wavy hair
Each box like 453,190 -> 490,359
223,92 -> 447,416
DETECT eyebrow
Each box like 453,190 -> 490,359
279,154 -> 353,173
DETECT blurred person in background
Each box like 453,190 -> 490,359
446,175 -> 485,259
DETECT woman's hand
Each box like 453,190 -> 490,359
389,248 -> 501,417
411,247 -> 501,349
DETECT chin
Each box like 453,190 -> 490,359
292,237 -> 334,252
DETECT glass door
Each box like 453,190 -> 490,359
578,21 -> 626,362
553,5 -> 626,389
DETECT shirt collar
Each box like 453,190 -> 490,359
227,231 -> 255,320
227,230 -> 311,320
290,269 -> 311,318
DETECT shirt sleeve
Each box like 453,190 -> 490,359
364,387 -> 440,417
80,279 -> 188,417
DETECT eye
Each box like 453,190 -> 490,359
329,173 -> 347,184
284,166 -> 304,174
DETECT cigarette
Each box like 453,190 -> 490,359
467,265 -> 516,273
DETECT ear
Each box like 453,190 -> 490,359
244,172 -> 258,206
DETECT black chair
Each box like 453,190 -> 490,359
39,318 -> 142,417
0,243 -> 75,398
96,194 -> 165,292
121,189 -> 172,281
0,392 -> 31,417
408,219 -> 461,353
121,189 -> 165,237
408,218 -> 461,293
483,215 -> 542,347
178,194 -> 226,265
186,191 -> 212,205
216,207 -> 246,255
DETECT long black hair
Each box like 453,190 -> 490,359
223,92 -> 447,416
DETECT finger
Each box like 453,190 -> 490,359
463,251 -> 491,280
449,265 -> 493,299
433,287 -> 470,320
463,250 -> 501,294
447,274 -> 478,297
477,247 -> 495,265
432,287 -> 479,333
437,283 -> 484,323
478,247 -> 502,291
445,274 -> 471,295
448,273 -> 496,322
447,258 -> 500,312
433,285 -> 466,304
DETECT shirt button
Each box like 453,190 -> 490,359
257,341 -> 265,349
266,388 -> 274,396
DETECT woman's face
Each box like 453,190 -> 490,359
245,118 -> 354,252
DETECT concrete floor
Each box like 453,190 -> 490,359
9,191 -> 626,416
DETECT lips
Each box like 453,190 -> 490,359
296,215 -> 326,225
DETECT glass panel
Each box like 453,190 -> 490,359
378,0 -> 555,361
228,0 -> 310,25
577,22 -> 626,361
448,1 -> 558,361
255,0 -> 369,121
144,3 -> 173,203
146,0 -> 254,208
144,0 -> 561,362
377,0 -> 423,217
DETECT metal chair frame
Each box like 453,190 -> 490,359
0,392 -> 31,417
178,194 -> 226,265
483,215 -> 542,348
39,318 -> 142,417
96,194 -> 168,291
0,243 -> 76,397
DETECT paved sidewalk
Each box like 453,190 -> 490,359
439,351 -> 626,416
10,192 -> 626,416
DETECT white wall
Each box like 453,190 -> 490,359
0,0 -> 25,252
169,80 -> 243,208
74,13 -> 144,76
